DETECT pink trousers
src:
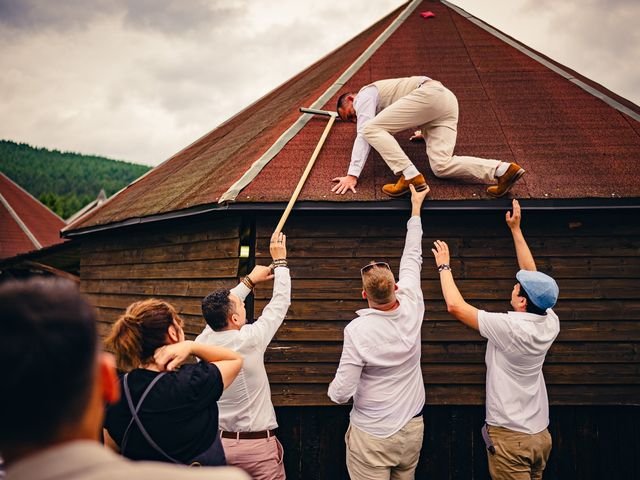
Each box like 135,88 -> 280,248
221,434 -> 286,480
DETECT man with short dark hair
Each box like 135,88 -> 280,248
332,76 -> 524,198
432,199 -> 559,480
0,277 -> 248,480
196,231 -> 290,480
328,184 -> 429,480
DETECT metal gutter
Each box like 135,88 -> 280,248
62,197 -> 640,238
218,0 -> 423,203
0,191 -> 42,249
442,0 -> 640,121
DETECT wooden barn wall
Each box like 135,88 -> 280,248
79,215 -> 245,341
253,209 -> 640,406
274,405 -> 640,480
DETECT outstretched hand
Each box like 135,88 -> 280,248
270,231 -> 287,261
410,183 -> 429,209
331,175 -> 357,195
505,199 -> 521,230
409,130 -> 424,142
248,265 -> 274,284
431,240 -> 450,267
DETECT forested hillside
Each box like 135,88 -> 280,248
0,140 -> 151,218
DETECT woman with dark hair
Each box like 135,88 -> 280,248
103,299 -> 243,467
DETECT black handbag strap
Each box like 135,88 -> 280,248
121,372 -> 181,464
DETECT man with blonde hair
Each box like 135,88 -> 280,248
328,184 -> 429,480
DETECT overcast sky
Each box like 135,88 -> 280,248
1,0 -> 638,166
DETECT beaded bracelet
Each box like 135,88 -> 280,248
242,276 -> 255,289
271,259 -> 288,269
437,263 -> 451,273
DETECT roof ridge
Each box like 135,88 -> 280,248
218,0 -> 423,203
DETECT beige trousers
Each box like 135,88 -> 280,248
345,417 -> 424,480
362,81 -> 500,183
486,425 -> 552,480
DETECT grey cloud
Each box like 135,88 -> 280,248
122,0 -> 244,36
0,0 -> 119,32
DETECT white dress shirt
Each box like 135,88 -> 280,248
478,308 -> 560,434
195,267 -> 291,432
328,216 -> 425,438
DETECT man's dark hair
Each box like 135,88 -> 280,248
336,92 -> 351,118
0,278 -> 98,448
519,286 -> 547,315
201,288 -> 233,331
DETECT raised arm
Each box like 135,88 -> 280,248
506,199 -> 536,271
397,184 -> 429,291
432,240 -> 479,331
153,341 -> 243,389
242,232 -> 291,349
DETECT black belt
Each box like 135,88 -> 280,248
220,429 -> 276,440
413,405 -> 425,418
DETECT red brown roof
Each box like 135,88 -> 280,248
0,173 -> 65,259
66,0 -> 640,234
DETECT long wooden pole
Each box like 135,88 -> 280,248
274,113 -> 337,235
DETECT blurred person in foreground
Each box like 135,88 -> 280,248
0,277 -> 248,480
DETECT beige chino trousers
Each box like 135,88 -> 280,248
486,425 -> 552,480
345,417 -> 424,480
362,81 -> 500,183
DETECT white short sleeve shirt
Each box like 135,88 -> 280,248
478,308 -> 560,434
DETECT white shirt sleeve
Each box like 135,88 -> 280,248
347,86 -> 378,178
327,328 -> 364,404
478,310 -> 515,351
396,216 -> 423,297
239,267 -> 291,351
195,282 -> 253,341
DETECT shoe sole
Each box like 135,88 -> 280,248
382,183 -> 429,198
488,169 -> 525,198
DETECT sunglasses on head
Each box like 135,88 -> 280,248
360,261 -> 391,275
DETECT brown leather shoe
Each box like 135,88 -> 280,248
382,174 -> 429,197
487,163 -> 525,198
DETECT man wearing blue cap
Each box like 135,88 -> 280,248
432,199 -> 559,480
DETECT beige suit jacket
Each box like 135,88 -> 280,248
6,441 -> 249,480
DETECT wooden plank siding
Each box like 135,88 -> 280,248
253,209 -> 640,406
275,405 -> 640,480
77,209 -> 640,406
79,215 -> 245,341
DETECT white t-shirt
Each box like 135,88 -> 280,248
478,309 -> 560,434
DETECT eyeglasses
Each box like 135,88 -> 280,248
360,261 -> 391,276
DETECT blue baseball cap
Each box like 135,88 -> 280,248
516,270 -> 559,311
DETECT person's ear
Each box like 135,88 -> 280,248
167,324 -> 180,343
100,353 -> 120,405
517,296 -> 527,310
362,290 -> 367,300
394,284 -> 399,291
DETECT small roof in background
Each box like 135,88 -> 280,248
65,189 -> 107,224
66,0 -> 640,235
0,172 -> 65,259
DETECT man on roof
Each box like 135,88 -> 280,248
432,199 -> 559,479
332,76 -> 524,198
